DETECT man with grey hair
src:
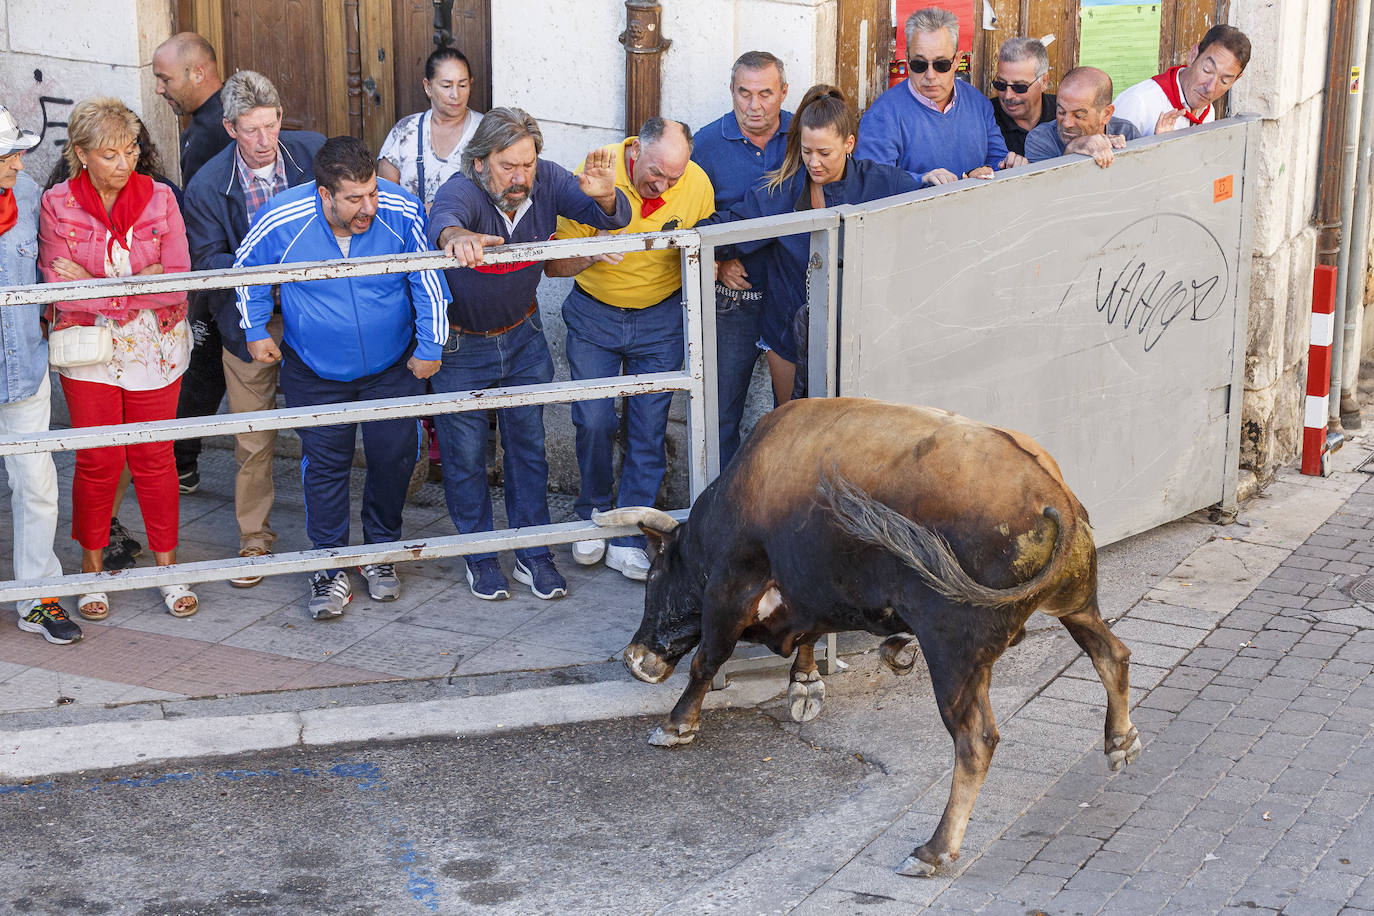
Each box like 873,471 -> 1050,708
183,70 -> 325,586
425,108 -> 629,602
856,6 -> 1023,184
990,37 -> 1054,157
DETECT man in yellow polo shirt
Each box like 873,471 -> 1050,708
547,118 -> 714,580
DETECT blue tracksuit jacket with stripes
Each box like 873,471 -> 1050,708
233,179 -> 450,381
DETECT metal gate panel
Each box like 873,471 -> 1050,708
835,118 -> 1258,546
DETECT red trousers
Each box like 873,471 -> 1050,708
60,376 -> 182,553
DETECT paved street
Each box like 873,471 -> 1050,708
2,422 -> 1374,913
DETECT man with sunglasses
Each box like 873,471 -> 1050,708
1113,23 -> 1250,137
856,7 -> 1024,186
1024,67 -> 1139,168
990,38 -> 1054,157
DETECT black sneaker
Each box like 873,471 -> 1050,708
465,558 -> 510,601
102,517 -> 143,570
178,466 -> 200,494
18,599 -> 83,645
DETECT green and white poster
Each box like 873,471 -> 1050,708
1078,0 -> 1162,100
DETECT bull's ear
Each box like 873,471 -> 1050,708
641,523 -> 676,559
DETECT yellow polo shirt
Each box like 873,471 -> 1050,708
554,137 -> 715,309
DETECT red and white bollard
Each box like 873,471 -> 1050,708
1302,265 -> 1338,476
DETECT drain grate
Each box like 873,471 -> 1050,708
1342,575 -> 1374,602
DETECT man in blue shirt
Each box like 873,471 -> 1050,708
234,136 -> 450,620
427,108 -> 630,603
1025,67 -> 1140,168
692,50 -> 793,466
856,7 -> 1024,185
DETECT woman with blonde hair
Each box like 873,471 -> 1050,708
704,84 -> 919,405
38,97 -> 198,620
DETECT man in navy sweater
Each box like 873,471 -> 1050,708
234,136 -> 450,620
427,108 -> 630,603
856,7 -> 1025,185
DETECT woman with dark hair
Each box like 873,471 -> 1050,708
705,84 -> 919,403
38,97 -> 198,621
377,45 -> 484,208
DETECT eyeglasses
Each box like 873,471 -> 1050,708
909,57 -> 954,74
991,78 -> 1039,93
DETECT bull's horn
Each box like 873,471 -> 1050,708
591,507 -> 680,533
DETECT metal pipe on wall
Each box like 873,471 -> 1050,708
1330,0 -> 1373,429
1340,13 -> 1374,427
1316,0 -> 1357,273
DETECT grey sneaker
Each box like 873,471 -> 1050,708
308,571 -> 352,619
359,563 -> 401,601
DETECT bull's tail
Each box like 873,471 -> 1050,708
818,473 -> 1071,609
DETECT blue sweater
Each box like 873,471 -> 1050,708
855,80 -> 1008,183
703,157 -> 919,361
427,160 -> 631,331
233,180 -> 450,382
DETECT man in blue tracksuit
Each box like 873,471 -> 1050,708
233,136 -> 450,619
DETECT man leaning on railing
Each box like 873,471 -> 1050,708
232,136 -> 450,621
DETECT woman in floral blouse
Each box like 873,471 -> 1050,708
38,97 -> 197,620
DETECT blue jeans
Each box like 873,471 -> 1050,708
562,285 -> 684,548
278,345 -> 423,577
713,282 -> 763,468
430,314 -> 554,565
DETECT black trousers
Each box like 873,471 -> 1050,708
173,294 -> 228,473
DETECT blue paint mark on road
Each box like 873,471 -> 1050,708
0,757 -> 441,912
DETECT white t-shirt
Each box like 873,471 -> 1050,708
378,109 -> 483,207
1113,73 -> 1216,138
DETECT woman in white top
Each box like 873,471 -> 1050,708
377,46 -> 484,208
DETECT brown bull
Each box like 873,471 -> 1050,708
594,398 -> 1141,877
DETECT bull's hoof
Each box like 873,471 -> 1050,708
895,849 -> 954,878
1106,727 -> 1142,771
788,670 -> 825,723
649,723 -> 698,748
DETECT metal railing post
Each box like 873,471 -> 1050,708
681,240 -> 711,500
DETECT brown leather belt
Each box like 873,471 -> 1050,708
451,301 -> 537,338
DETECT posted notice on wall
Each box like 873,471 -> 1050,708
1078,0 -> 1162,99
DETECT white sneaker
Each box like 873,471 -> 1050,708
606,545 -> 651,581
572,537 -> 606,566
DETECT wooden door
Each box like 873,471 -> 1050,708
221,1 -> 335,134
837,0 -> 894,114
451,0 -> 493,114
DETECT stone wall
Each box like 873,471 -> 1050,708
0,0 -> 176,185
491,0 -> 838,168
1229,0 -> 1328,481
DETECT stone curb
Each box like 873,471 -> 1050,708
0,672 -> 785,780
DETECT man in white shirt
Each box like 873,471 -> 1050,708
1113,24 -> 1249,137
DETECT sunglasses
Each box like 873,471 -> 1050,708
991,78 -> 1039,93
909,57 -> 954,74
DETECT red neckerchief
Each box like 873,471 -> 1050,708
0,188 -> 16,237
69,169 -> 154,269
1152,65 -> 1210,126
625,154 -> 665,219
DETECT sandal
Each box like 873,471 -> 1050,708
77,592 -> 109,621
160,584 -> 199,618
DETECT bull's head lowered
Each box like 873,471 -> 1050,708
592,507 -> 704,684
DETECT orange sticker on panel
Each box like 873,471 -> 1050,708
1214,175 -> 1234,203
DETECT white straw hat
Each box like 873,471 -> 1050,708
0,106 -> 41,157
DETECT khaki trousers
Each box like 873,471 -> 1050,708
222,314 -> 284,551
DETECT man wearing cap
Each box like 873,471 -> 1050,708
0,106 -> 79,645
